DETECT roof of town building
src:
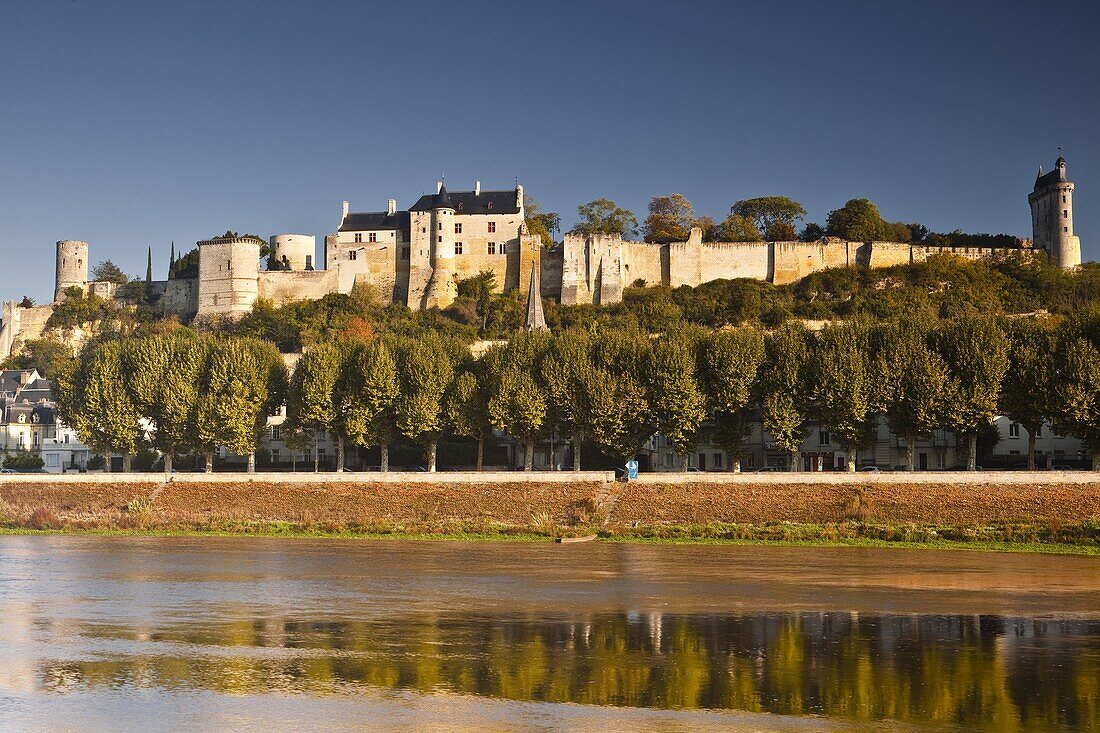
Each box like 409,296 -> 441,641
408,187 -> 520,215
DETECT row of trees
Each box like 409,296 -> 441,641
50,311 -> 1100,473
567,194 -> 1017,247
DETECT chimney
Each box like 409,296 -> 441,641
341,201 -> 349,220
387,198 -> 397,216
516,183 -> 524,208
436,181 -> 443,194
475,180 -> 481,196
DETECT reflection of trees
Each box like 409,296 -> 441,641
37,612 -> 1099,729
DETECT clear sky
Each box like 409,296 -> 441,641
1,0 -> 1097,302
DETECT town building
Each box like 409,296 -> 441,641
0,369 -> 91,473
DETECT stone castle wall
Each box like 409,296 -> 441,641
257,270 -> 339,307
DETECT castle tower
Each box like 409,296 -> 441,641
422,184 -> 458,309
1029,156 -> 1081,269
196,235 -> 263,318
268,234 -> 316,271
54,240 -> 89,302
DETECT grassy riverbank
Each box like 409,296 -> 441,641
2,477 -> 1098,555
2,520 -> 1098,555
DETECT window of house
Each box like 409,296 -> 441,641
713,453 -> 723,469
318,449 -> 327,461
45,454 -> 59,468
1035,426 -> 1042,437
305,449 -> 312,462
33,434 -> 39,447
819,430 -> 829,446
455,242 -> 463,254
369,232 -> 377,243
1009,422 -> 1020,438
348,250 -> 357,261
455,223 -> 462,234
354,233 -> 362,243
488,221 -> 496,233
487,242 -> 496,255
271,426 -> 281,440
271,449 -> 280,464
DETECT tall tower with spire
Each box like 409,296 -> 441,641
1029,155 -> 1081,269
422,183 -> 458,308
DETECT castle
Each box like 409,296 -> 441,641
0,158 -> 1082,359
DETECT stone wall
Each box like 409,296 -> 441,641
151,279 -> 198,318
258,270 -> 340,307
0,303 -> 54,360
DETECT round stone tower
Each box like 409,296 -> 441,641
54,240 -> 89,302
268,234 -> 316,271
1029,156 -> 1082,269
422,184 -> 458,308
196,235 -> 263,319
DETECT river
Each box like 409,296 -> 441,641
0,536 -> 1096,732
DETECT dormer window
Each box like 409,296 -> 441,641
18,414 -> 26,423
487,202 -> 493,210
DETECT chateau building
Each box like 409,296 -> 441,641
0,160 -> 1083,361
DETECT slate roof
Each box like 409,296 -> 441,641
409,188 -> 520,215
1034,157 -> 1068,190
338,210 -> 411,233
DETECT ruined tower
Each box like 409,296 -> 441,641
54,240 -> 89,302
1029,156 -> 1082,269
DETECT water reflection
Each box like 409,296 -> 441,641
38,611 -> 1100,730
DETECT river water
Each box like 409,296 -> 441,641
0,536 -> 1096,732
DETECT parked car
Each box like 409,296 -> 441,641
856,466 -> 881,473
755,466 -> 783,473
1052,465 -> 1073,471
0,468 -> 16,474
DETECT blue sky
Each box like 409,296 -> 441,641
1,0 -> 1097,302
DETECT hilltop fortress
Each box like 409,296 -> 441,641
0,157 -> 1082,359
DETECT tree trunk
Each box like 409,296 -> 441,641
122,454 -> 131,473
165,449 -> 174,475
205,451 -> 213,473
967,433 -> 977,471
381,442 -> 389,472
730,449 -> 741,473
104,454 -> 113,473
336,438 -> 345,473
681,453 -> 690,472
291,453 -> 296,472
573,437 -> 582,471
1027,431 -> 1037,471
906,436 -> 915,472
427,441 -> 437,473
247,452 -> 256,474
789,451 -> 799,472
847,448 -> 856,472
476,435 -> 484,472
524,438 -> 535,471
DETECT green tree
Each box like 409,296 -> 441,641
731,196 -> 806,241
875,321 -> 951,471
572,198 -> 638,237
584,331 -> 656,464
445,367 -> 493,470
643,194 -> 695,242
648,330 -> 707,469
486,332 -> 551,471
394,334 -> 457,471
1051,334 -> 1100,470
810,322 -> 875,470
825,199 -> 889,242
91,260 -> 128,284
799,223 -> 825,241
539,329 -> 595,470
287,342 -> 343,471
197,338 -> 285,473
524,196 -> 561,247
1003,318 -> 1056,469
935,316 -> 1010,471
716,214 -> 762,242
699,328 -> 765,472
69,340 -> 142,471
339,339 -> 400,471
1,338 -> 74,379
760,323 -> 811,471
